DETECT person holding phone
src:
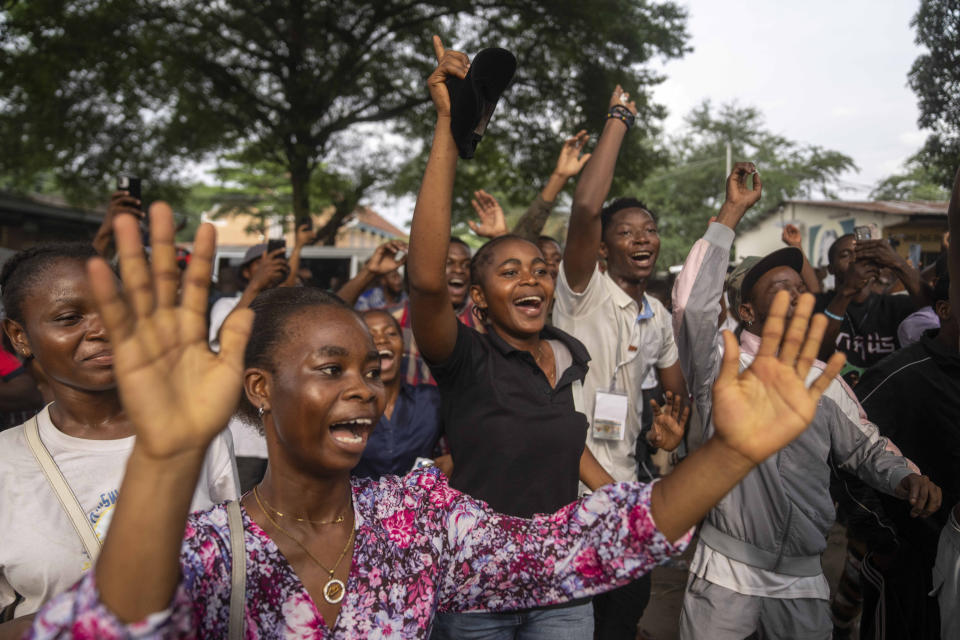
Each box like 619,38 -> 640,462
672,164 -> 940,640
92,189 -> 144,260
815,231 -> 932,380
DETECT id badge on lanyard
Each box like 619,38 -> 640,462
591,296 -> 652,442
592,389 -> 628,441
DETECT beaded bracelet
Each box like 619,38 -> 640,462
607,105 -> 635,131
823,309 -> 844,322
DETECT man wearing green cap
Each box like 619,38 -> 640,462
671,163 -> 941,639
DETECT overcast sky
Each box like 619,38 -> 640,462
373,0 -> 929,228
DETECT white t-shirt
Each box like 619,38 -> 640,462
553,263 -> 679,483
227,415 -> 267,459
208,294 -> 242,351
0,405 -> 240,617
689,539 -> 830,600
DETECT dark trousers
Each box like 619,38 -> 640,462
592,573 -> 651,640
859,549 -> 940,640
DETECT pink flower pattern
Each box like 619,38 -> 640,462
27,468 -> 689,639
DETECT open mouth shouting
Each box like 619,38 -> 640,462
629,250 -> 654,269
377,348 -> 396,372
512,294 -> 545,317
329,417 -> 375,453
447,277 -> 467,299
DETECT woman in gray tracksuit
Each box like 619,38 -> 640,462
671,163 -> 942,640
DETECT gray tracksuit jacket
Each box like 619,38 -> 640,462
671,223 -> 915,577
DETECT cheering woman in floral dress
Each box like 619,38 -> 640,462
28,38 -> 844,640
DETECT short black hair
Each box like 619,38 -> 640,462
361,308 -> 402,334
828,234 -> 854,265
449,236 -> 471,251
537,235 -> 562,250
469,234 -> 538,286
235,287 -> 359,430
600,198 -> 658,240
0,243 -> 98,325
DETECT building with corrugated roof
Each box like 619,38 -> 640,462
735,199 -> 948,270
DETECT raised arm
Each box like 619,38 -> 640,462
563,87 -> 636,292
335,240 -> 407,305
92,191 -> 144,259
407,36 -> 470,364
855,239 -> 932,308
438,291 -> 845,614
654,290 -> 845,540
87,204 -> 253,622
672,164 -> 761,413
512,130 -> 591,241
281,222 -> 317,287
782,224 -> 821,294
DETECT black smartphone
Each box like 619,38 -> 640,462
266,238 -> 287,255
117,175 -> 142,204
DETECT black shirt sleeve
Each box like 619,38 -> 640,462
425,321 -> 479,387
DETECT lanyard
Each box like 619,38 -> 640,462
608,294 -> 653,392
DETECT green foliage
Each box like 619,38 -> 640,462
0,0 -> 690,240
908,0 -> 960,188
870,161 -> 950,201
631,101 -> 856,266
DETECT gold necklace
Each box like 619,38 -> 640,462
253,486 -> 354,604
255,488 -> 346,525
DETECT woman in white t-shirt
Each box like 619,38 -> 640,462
0,242 -> 239,637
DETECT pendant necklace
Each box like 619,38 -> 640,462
254,486 -> 354,604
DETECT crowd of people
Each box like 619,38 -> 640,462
0,35 -> 957,640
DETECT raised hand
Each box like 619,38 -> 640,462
782,223 -> 802,248
86,203 -> 253,460
366,240 -> 408,275
93,190 -> 145,257
294,222 -> 317,247
427,35 -> 469,118
469,190 -> 509,238
711,291 -> 845,465
608,84 -> 638,116
839,258 -> 879,297
855,239 -> 907,271
554,130 -> 592,179
647,390 -> 690,452
248,248 -> 289,293
717,162 -> 762,228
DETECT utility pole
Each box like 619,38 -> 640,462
725,141 -> 732,177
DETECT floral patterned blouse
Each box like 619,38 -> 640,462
28,467 -> 690,639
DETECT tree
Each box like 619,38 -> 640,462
908,0 -> 960,189
0,1 -> 689,240
870,161 -> 950,202
631,101 -> 856,265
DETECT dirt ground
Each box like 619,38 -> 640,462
633,524 -> 851,639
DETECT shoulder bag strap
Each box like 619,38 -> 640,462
24,415 -> 101,560
226,499 -> 246,640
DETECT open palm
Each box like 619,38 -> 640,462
87,203 -> 252,460
469,189 -> 508,238
647,390 -> 689,452
711,291 -> 845,465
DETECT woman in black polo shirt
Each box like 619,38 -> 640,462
407,39 -> 629,639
